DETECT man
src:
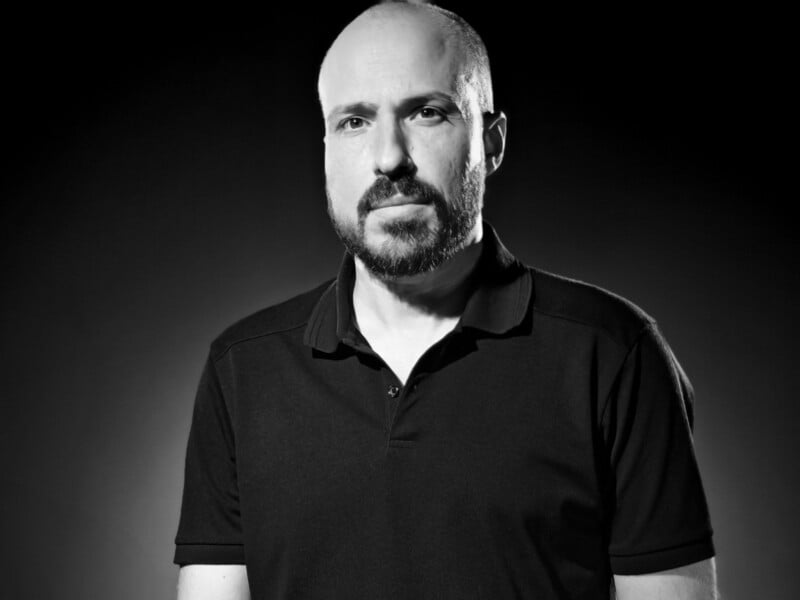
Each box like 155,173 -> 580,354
174,2 -> 717,598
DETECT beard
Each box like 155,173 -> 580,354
327,166 -> 484,279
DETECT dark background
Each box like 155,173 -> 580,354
2,3 -> 795,599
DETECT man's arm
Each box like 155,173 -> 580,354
613,557 -> 718,599
177,565 -> 250,600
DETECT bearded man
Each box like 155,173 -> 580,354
174,2 -> 717,598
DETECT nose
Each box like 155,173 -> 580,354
372,118 -> 415,180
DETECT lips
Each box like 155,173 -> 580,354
370,194 -> 426,210
358,175 -> 440,218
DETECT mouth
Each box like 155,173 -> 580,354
370,194 -> 427,210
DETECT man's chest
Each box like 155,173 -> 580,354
228,335 -> 606,532
219,333 -> 616,597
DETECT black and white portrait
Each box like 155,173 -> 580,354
2,3 -> 794,599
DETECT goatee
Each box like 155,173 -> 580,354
327,168 -> 483,279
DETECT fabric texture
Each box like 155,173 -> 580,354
174,223 -> 714,599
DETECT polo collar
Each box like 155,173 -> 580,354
303,222 -> 532,353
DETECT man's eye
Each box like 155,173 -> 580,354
415,107 -> 445,121
340,117 -> 367,131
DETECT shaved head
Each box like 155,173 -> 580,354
318,1 -> 494,119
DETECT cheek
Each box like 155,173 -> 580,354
325,142 -> 370,203
324,146 -> 345,189
413,132 -> 474,193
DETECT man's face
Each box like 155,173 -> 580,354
318,11 -> 486,278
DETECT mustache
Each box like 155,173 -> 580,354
358,176 -> 443,216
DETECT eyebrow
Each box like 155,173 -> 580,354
325,92 -> 461,129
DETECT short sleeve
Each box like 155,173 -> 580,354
602,323 -> 714,574
174,353 -> 245,565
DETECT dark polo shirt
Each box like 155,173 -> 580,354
174,225 -> 714,599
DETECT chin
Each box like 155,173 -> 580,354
380,215 -> 437,242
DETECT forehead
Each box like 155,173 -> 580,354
318,11 -> 468,112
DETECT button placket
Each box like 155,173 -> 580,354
382,373 -> 402,434
386,382 -> 402,435
386,375 -> 426,445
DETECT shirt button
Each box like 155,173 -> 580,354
387,385 -> 400,398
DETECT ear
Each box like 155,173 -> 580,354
483,111 -> 507,177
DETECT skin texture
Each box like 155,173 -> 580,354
613,557 -> 718,599
176,4 -> 717,598
176,565 -> 250,600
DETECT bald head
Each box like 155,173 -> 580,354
318,1 -> 494,121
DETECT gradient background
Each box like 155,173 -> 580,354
2,4 -> 795,599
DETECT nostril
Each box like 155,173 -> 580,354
375,159 -> 416,180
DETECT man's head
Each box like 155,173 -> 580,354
318,1 -> 506,279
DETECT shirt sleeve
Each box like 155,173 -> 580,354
602,323 -> 715,575
174,352 -> 245,565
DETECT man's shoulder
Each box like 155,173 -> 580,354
529,266 -> 656,349
209,278 -> 335,360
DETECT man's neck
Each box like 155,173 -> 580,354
352,232 -> 484,330
351,228 -> 484,383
